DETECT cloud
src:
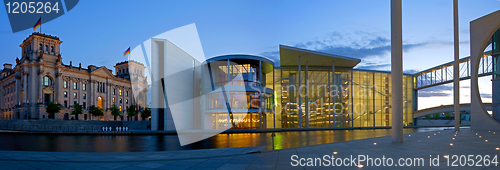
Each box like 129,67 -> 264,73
403,69 -> 419,74
418,85 -> 453,98
481,93 -> 492,99
419,92 -> 450,97
260,31 -> 429,67
356,63 -> 391,70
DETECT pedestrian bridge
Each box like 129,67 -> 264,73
413,51 -> 492,90
413,103 -> 492,118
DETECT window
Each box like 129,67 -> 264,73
64,81 -> 68,88
83,93 -> 86,100
119,98 -> 122,104
125,99 -> 128,104
43,76 -> 52,86
126,91 -> 129,97
64,101 -> 67,108
39,44 -> 42,50
83,102 -> 86,109
73,82 -> 78,89
83,84 -> 87,91
74,101 -> 77,105
119,70 -> 121,74
112,97 -> 115,103
51,46 -> 54,52
73,92 -> 77,99
113,89 -> 116,95
119,89 -> 122,96
64,92 -> 68,98
119,106 -> 122,112
45,45 -> 48,51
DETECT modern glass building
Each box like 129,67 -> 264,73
202,55 -> 274,130
201,45 -> 414,130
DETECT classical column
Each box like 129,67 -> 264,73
15,75 -> 21,106
391,0 -> 403,143
38,69 -> 43,104
453,0 -> 460,132
22,72 -> 28,104
78,79 -> 82,107
68,78 -> 72,107
55,73 -> 62,104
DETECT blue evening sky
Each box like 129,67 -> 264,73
1,0 -> 499,109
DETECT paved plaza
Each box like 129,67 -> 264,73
1,128 -> 499,169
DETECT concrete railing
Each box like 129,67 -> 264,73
0,120 -> 150,132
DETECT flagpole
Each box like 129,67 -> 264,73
39,17 -> 41,33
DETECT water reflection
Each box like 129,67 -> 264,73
0,128 -> 430,152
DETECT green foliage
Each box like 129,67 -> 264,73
110,104 -> 121,120
444,112 -> 452,118
45,101 -> 61,119
127,104 -> 138,117
141,107 -> 151,120
432,113 -> 441,119
424,115 -> 432,119
88,105 -> 104,119
71,103 -> 84,120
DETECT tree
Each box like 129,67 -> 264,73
141,107 -> 151,120
71,103 -> 84,120
432,113 -> 441,119
46,101 -> 61,119
127,104 -> 138,121
88,105 -> 104,120
110,104 -> 121,121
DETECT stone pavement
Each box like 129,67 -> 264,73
1,128 -> 499,169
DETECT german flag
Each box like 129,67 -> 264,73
33,17 -> 41,31
124,47 -> 130,56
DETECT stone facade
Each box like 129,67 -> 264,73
0,33 -> 147,121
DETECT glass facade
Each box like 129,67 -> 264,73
203,55 -> 414,130
203,56 -> 274,130
275,69 -> 413,129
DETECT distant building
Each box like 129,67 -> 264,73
0,33 -> 148,121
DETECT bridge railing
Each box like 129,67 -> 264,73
414,51 -> 493,90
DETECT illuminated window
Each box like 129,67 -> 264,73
43,76 -> 52,86
73,93 -> 77,99
73,82 -> 78,89
97,97 -> 103,109
82,84 -> 87,91
63,81 -> 68,88
112,97 -> 115,103
119,105 -> 122,112
119,89 -> 122,96
125,99 -> 128,104
64,92 -> 67,98
83,94 -> 86,100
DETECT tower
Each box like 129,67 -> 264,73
16,33 -> 63,119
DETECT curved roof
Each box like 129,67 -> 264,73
206,54 -> 275,66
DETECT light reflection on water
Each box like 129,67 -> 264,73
0,128 -> 439,152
